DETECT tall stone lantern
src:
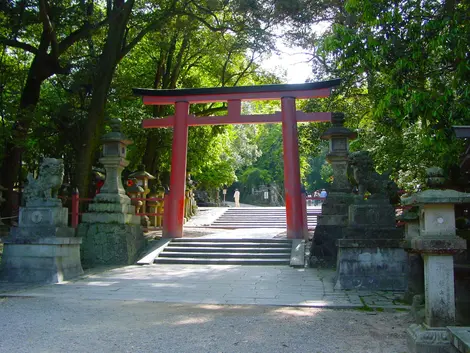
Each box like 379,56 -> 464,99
310,112 -> 357,266
404,167 -> 469,353
322,113 -> 357,193
78,119 -> 147,266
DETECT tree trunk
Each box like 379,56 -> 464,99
74,0 -> 134,200
0,50 -> 55,217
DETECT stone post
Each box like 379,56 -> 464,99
310,113 -> 357,267
399,208 -> 425,303
0,158 -> 83,283
78,119 -> 147,266
404,167 -> 468,353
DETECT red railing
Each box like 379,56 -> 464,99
66,192 -> 93,228
63,192 -> 171,231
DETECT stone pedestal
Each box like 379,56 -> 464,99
336,238 -> 407,290
1,237 -> 83,283
310,192 -> 354,266
0,159 -> 83,283
79,119 -> 147,267
335,201 -> 406,290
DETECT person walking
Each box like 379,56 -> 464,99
234,188 -> 240,207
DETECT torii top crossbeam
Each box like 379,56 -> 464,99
133,79 -> 341,239
133,79 -> 340,104
133,79 -> 341,128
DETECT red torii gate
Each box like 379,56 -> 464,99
133,78 -> 341,239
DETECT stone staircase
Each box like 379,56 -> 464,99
154,238 -> 292,265
209,207 -> 320,229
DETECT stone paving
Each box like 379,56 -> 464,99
0,264 -> 409,311
1,205 -> 410,311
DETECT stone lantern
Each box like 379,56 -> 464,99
321,112 -> 357,193
78,119 -> 146,266
126,179 -> 144,214
95,118 -> 132,203
128,164 -> 155,225
403,167 -> 468,352
310,112 -> 357,267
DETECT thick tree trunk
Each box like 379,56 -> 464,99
0,52 -> 54,218
74,0 -> 134,199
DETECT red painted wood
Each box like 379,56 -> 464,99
162,193 -> 169,236
142,112 -> 332,128
228,99 -> 241,118
281,97 -> 304,239
143,116 -> 174,128
164,101 -> 189,238
301,192 -> 308,239
142,88 -> 331,105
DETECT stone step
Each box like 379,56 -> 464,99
164,246 -> 292,253
154,258 -> 291,265
170,238 -> 291,244
159,252 -> 291,259
167,240 -> 291,249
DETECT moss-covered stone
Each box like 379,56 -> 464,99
78,223 -> 147,267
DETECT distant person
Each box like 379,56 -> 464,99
234,189 -> 240,207
320,189 -> 327,197
313,190 -> 320,206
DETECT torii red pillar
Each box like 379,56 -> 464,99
281,97 -> 303,239
166,101 -> 189,238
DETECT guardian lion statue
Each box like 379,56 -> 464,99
23,158 -> 64,205
348,151 -> 399,204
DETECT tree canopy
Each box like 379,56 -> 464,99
0,0 -> 468,214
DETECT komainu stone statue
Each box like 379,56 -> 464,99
23,158 -> 64,206
348,151 -> 398,203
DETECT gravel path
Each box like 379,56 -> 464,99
0,297 -> 410,353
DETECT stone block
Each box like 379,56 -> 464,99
19,206 -> 68,227
78,223 -> 147,267
81,212 -> 140,225
9,226 -> 75,241
409,237 -> 467,253
310,225 -> 344,267
344,226 -> 404,240
87,203 -> 135,214
335,241 -> 407,290
0,237 -> 83,283
348,203 -> 396,228
447,327 -> 470,353
407,324 -> 454,353
404,253 -> 425,303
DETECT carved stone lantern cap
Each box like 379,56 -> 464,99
401,189 -> 470,206
401,166 -> 470,205
320,113 -> 357,140
102,118 -> 132,146
128,164 -> 156,180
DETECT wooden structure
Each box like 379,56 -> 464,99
133,79 -> 341,239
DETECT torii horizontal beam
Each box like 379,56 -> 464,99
142,111 -> 332,128
133,79 -> 340,105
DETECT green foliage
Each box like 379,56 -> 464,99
299,0 -> 470,189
